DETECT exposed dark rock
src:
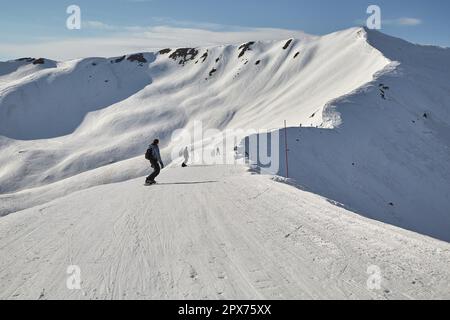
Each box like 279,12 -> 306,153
216,57 -> 220,63
283,39 -> 293,50
423,113 -> 429,119
159,48 -> 171,55
379,83 -> 389,100
209,68 -> 217,77
115,56 -> 126,63
200,51 -> 208,63
16,57 -> 35,62
127,53 -> 147,63
92,62 -> 97,66
33,58 -> 45,65
255,60 -> 261,65
169,48 -> 199,65
238,42 -> 255,58
294,52 -> 300,59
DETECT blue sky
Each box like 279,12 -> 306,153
1,0 -> 449,60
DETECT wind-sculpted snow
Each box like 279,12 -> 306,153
0,27 -> 388,197
244,29 -> 450,242
1,27 -> 450,299
3,27 -> 449,243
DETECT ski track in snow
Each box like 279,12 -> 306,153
1,165 -> 449,300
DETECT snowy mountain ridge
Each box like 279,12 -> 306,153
1,27 -> 450,300
248,28 -> 450,241
1,27 -> 449,242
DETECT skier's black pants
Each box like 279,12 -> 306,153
147,160 -> 161,182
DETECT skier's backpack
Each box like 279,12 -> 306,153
145,147 -> 154,161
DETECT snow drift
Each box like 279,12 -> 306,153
0,27 -> 449,242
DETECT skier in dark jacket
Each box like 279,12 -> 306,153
146,139 -> 164,185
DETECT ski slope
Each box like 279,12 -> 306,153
1,27 -> 450,299
1,165 -> 449,300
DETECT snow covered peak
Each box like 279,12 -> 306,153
364,27 -> 450,70
0,28 -> 389,191
1,28 -> 449,243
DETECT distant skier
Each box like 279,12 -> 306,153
145,139 -> 164,185
182,147 -> 190,168
216,147 -> 221,156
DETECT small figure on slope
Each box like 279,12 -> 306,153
182,147 -> 190,168
145,139 -> 164,185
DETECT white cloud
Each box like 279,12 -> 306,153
354,17 -> 422,27
0,25 -> 314,61
83,21 -> 118,31
382,17 -> 423,26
